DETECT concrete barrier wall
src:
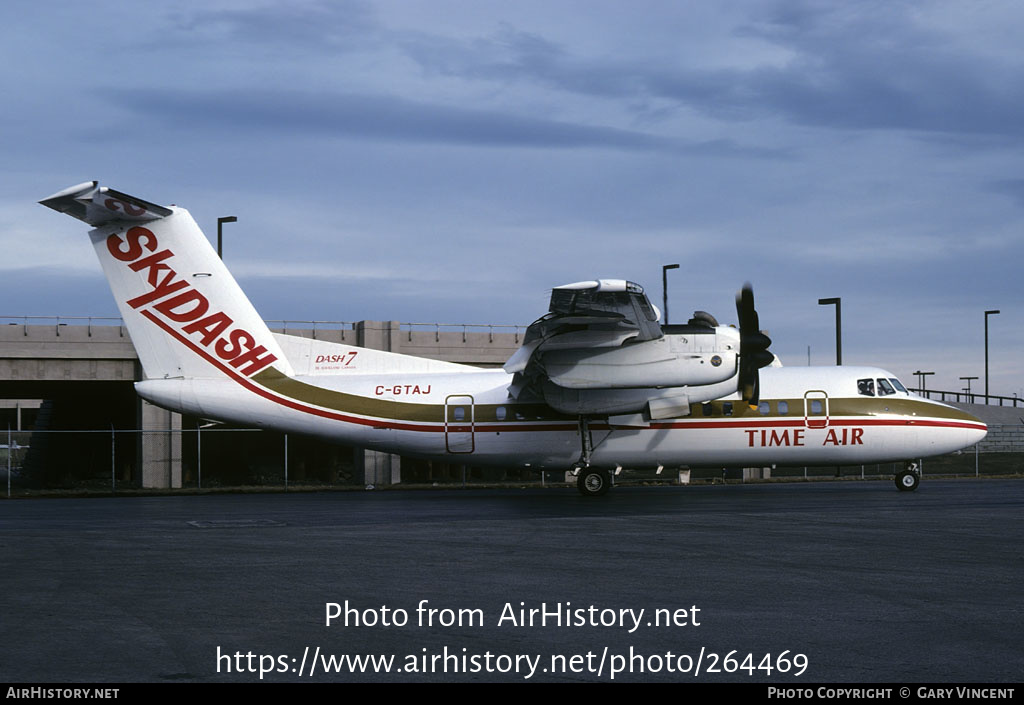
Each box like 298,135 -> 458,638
0,321 -> 522,377
979,425 -> 1024,453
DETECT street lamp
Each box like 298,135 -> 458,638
217,216 -> 238,260
984,310 -> 1000,403
818,297 -> 841,365
913,370 -> 935,398
960,376 -> 978,403
662,264 -> 679,325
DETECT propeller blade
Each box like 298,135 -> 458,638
735,283 -> 772,407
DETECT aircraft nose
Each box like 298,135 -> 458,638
967,420 -> 988,446
956,408 -> 988,446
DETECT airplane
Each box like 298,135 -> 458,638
40,181 -> 987,496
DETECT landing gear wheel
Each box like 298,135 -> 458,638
895,469 -> 919,492
577,468 -> 611,497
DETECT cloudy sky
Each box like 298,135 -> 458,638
2,0 -> 1022,398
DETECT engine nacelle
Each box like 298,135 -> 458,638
541,329 -> 739,390
541,377 -> 740,418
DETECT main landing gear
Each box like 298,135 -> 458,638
573,415 -> 611,497
575,466 -> 611,497
895,461 -> 921,492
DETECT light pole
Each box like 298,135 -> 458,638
818,297 -> 841,365
984,309 -> 999,403
960,376 -> 978,403
662,264 -> 679,325
217,216 -> 237,260
914,370 -> 934,398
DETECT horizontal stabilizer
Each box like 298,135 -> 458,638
39,181 -> 172,227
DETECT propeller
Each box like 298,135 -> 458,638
735,283 -> 773,408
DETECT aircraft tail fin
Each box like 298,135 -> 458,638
40,182 -> 294,380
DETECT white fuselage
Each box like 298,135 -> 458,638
136,350 -> 987,471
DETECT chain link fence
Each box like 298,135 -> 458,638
2,428 -> 360,495
3,425 -> 1022,496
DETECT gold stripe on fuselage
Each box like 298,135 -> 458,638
252,367 -> 977,428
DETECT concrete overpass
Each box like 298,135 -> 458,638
0,317 -> 524,488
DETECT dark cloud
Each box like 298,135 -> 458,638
400,5 -> 1024,140
988,179 -> 1024,208
103,87 -> 784,157
171,0 -> 380,50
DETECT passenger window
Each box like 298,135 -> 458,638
702,403 -> 713,417
495,406 -> 507,421
723,402 -> 733,417
876,379 -> 895,396
758,401 -> 770,415
810,400 -> 823,414
778,401 -> 789,415
857,378 -> 875,396
454,407 -> 465,422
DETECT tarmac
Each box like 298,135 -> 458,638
1,478 -> 1021,683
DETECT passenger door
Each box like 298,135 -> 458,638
804,390 -> 829,429
445,395 -> 475,454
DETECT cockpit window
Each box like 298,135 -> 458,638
889,378 -> 908,393
857,378 -> 875,396
876,378 -> 896,396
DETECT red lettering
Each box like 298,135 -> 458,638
152,289 -> 209,323
126,273 -> 189,308
851,428 -> 864,445
215,329 -> 254,360
793,429 -> 805,446
823,429 -> 839,446
229,344 -> 277,375
106,227 -> 157,262
769,429 -> 790,446
745,429 -> 757,447
128,249 -> 175,287
104,198 -> 146,216
375,385 -> 384,395
182,312 -> 233,346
